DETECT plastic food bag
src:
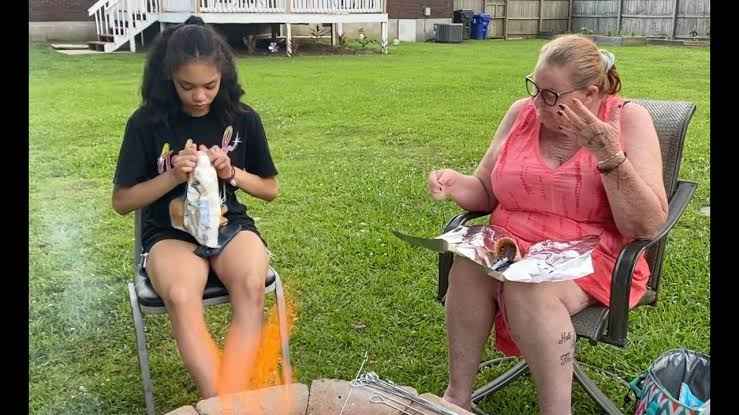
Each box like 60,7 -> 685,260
169,142 -> 224,248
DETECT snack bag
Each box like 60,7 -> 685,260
169,139 -> 225,248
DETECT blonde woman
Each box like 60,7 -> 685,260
428,35 -> 667,414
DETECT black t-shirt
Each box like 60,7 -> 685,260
113,104 -> 278,251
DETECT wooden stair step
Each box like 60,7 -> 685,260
86,40 -> 111,51
50,43 -> 89,50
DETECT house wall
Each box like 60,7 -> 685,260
28,0 -> 453,43
388,0 -> 452,41
389,0 -> 452,19
30,0 -> 98,41
30,0 -> 97,21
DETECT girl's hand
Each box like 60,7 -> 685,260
427,169 -> 462,201
557,98 -> 623,161
200,144 -> 233,180
171,139 -> 198,184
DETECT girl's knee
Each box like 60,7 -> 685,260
163,284 -> 203,308
226,270 -> 266,301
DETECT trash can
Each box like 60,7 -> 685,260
471,14 -> 492,39
453,9 -> 475,40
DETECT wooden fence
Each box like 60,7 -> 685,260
572,0 -> 709,39
451,0 -> 709,40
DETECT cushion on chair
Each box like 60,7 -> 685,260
135,267 -> 277,308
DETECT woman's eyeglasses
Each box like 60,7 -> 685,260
525,74 -> 580,107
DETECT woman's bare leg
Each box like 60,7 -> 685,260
502,281 -> 593,415
443,257 -> 500,410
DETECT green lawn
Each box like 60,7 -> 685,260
29,39 -> 709,414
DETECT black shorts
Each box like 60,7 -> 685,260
140,221 -> 266,277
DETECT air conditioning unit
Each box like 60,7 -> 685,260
434,23 -> 464,43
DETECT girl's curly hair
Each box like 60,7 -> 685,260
139,16 -> 246,128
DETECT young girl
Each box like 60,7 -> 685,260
112,16 -> 279,398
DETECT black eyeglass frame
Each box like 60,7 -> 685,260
525,74 -> 581,107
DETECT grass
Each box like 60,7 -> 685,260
29,39 -> 709,414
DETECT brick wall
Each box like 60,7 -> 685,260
388,0 -> 452,19
30,0 -> 98,22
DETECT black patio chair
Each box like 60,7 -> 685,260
127,210 -> 290,415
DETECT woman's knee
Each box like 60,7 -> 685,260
503,282 -> 564,316
450,257 -> 499,290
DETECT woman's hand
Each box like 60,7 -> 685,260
200,144 -> 233,180
171,139 -> 198,184
557,98 -> 623,161
428,169 -> 462,201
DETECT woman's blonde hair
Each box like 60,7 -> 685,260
535,34 -> 622,95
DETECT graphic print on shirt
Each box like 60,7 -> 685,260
157,124 -> 239,176
221,125 -> 242,154
157,142 -> 174,174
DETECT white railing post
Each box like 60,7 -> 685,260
118,6 -> 123,36
126,0 -> 137,52
127,0 -> 134,30
94,10 -> 100,38
109,5 -> 115,36
103,7 -> 109,37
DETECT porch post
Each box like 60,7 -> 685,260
381,21 -> 388,54
128,0 -> 137,52
286,23 -> 292,56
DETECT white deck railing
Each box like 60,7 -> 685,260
200,0 -> 287,13
200,0 -> 382,13
290,0 -> 382,13
87,0 -> 384,52
88,0 -> 161,49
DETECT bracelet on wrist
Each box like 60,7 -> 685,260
597,151 -> 627,174
226,166 -> 237,187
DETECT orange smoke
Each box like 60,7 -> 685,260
248,297 -> 296,389
218,293 -> 297,415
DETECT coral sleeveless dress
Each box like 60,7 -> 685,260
489,96 -> 649,356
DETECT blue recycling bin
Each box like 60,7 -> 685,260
471,14 -> 492,39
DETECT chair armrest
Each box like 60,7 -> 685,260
438,210 -> 492,303
601,180 -> 697,347
443,211 -> 492,232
